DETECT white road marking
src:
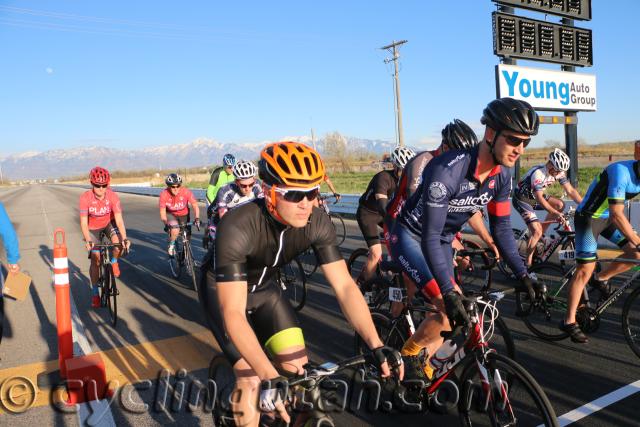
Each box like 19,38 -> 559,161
545,379 -> 640,427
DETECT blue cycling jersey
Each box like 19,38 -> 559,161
398,146 -> 526,294
577,160 -> 640,219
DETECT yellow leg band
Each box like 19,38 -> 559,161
264,327 -> 305,356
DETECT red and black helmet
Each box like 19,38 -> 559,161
89,166 -> 110,185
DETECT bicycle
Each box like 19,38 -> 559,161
515,256 -> 640,359
297,194 -> 347,277
208,353 -> 369,426
498,208 -> 576,279
349,238 -> 494,302
357,291 -> 557,426
91,240 -> 127,327
346,232 -> 389,285
167,221 -> 200,292
354,251 -> 517,361
278,258 -> 307,312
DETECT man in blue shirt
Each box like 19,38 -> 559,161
391,98 -> 542,379
562,147 -> 640,343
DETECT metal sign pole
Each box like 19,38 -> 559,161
562,17 -> 579,187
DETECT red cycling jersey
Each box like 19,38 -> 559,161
158,187 -> 197,217
79,189 -> 122,230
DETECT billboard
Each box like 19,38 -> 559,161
496,64 -> 596,111
492,12 -> 593,67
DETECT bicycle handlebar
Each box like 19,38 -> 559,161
456,247 -> 498,270
166,221 -> 201,231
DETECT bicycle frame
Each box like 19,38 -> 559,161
539,258 -> 640,316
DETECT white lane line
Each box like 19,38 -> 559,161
41,192 -> 116,426
551,379 -> 640,427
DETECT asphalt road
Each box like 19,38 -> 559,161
0,184 -> 638,426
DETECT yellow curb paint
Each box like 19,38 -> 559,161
0,329 -> 220,414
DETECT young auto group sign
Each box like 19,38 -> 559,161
497,64 -> 597,112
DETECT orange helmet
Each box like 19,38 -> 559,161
258,141 -> 325,188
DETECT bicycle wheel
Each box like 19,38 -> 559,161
353,310 -> 408,357
105,264 -> 118,327
184,242 -> 199,292
208,356 -> 237,427
330,213 -> 346,246
168,239 -> 183,279
347,247 -> 369,284
496,228 -> 526,279
297,247 -> 319,277
517,262 -> 570,341
622,284 -> 640,360
457,240 -> 493,294
458,352 -> 558,427
99,263 -> 109,308
281,258 -> 307,311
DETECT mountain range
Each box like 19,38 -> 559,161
0,137 -> 398,180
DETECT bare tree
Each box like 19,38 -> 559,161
324,131 -> 351,172
544,139 -> 562,147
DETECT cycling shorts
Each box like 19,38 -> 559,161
388,222 -> 441,298
574,212 -> 629,263
89,222 -> 120,245
512,195 -> 548,224
356,206 -> 384,247
167,212 -> 189,227
199,264 -> 304,366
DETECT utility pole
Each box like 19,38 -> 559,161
381,40 -> 407,147
311,127 -> 317,151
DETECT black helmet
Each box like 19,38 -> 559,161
481,97 -> 539,136
441,119 -> 478,150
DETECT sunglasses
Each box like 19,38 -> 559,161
93,184 -> 107,189
274,187 -> 320,203
169,185 -> 181,189
502,133 -> 531,148
237,181 -> 255,189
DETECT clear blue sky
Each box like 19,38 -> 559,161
1,1 -> 639,155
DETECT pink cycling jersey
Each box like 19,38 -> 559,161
158,187 -> 196,217
79,189 -> 122,230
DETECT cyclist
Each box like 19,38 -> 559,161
514,148 -> 583,266
211,160 -> 263,220
198,141 -> 403,426
356,146 -> 416,283
203,161 -> 263,249
387,119 -> 499,258
159,173 -> 200,256
562,151 -> 640,343
392,98 -> 542,380
80,167 -> 131,308
385,120 -> 498,318
205,153 -> 236,205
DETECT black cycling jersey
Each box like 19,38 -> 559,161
211,199 -> 342,289
358,169 -> 398,214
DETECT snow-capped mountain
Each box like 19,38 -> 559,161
1,136 -> 396,180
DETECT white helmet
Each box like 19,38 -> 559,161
232,160 -> 258,179
390,146 -> 416,169
549,148 -> 570,172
